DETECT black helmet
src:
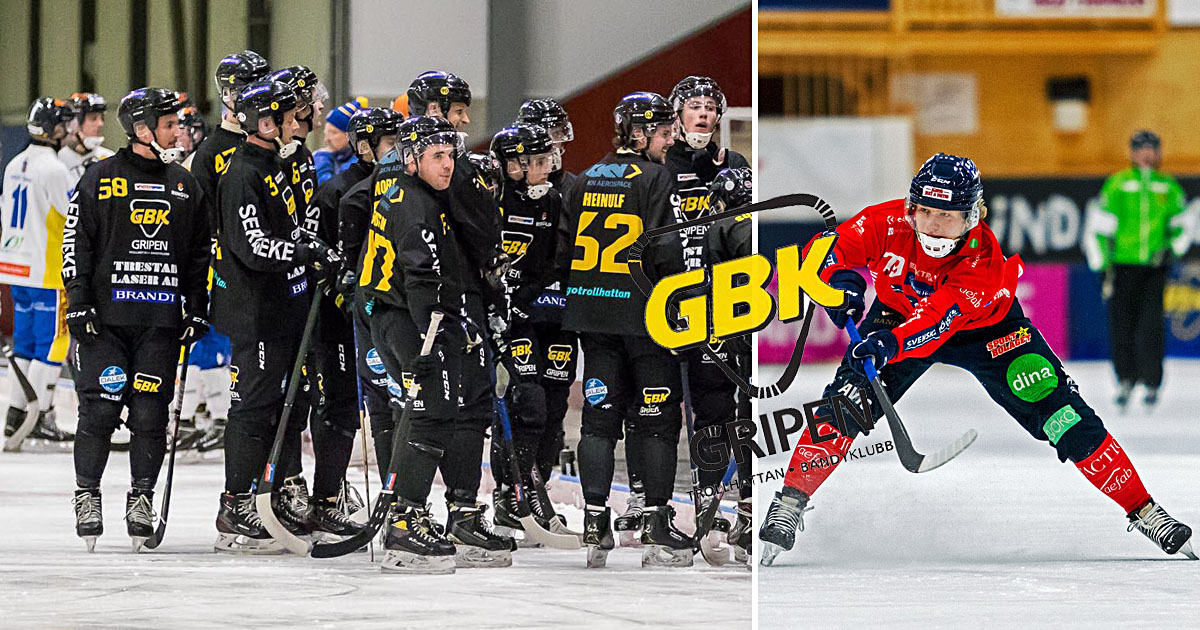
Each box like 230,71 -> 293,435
118,88 -> 186,162
347,107 -> 403,158
466,151 -> 501,191
517,99 -> 573,143
214,50 -> 271,103
490,123 -> 554,163
613,92 -> 674,146
1130,130 -> 1161,151
397,115 -> 460,164
68,92 -> 108,121
118,88 -> 181,138
407,71 -> 472,117
669,76 -> 727,116
707,167 -> 753,212
27,97 -> 76,141
268,65 -> 325,109
235,80 -> 298,131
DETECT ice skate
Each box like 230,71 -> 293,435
1143,387 -> 1159,412
125,489 -> 156,553
308,495 -> 368,544
273,474 -> 313,540
583,505 -> 615,568
614,488 -> 645,547
492,485 -> 544,548
530,467 -> 582,540
4,407 -> 25,437
640,505 -> 694,568
728,499 -> 752,564
446,502 -> 515,568
381,502 -> 456,574
1114,381 -> 1134,413
27,409 -> 73,451
214,492 -> 284,554
193,419 -> 226,456
759,486 -> 813,566
338,480 -> 368,523
73,488 -> 103,552
1128,500 -> 1197,559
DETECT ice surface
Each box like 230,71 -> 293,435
0,394 -> 748,629
755,359 -> 1200,630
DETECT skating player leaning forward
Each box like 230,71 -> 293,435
759,153 -> 1196,565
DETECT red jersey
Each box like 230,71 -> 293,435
812,199 -> 1024,361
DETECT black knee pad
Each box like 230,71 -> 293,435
512,382 -> 546,430
125,393 -> 170,437
76,397 -> 126,437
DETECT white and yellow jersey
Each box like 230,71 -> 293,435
0,143 -> 72,289
58,144 -> 115,191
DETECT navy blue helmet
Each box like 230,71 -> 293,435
908,152 -> 982,213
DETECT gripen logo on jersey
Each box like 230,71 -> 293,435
130,199 -> 171,238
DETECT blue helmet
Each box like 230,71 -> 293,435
908,153 -> 982,213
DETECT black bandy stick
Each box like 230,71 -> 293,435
143,344 -> 193,550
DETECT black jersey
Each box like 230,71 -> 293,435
315,159 -> 372,248
62,147 -> 210,329
705,211 -> 752,265
498,185 -> 566,323
665,141 -> 749,271
210,141 -> 311,339
190,121 -> 245,239
359,170 -> 465,333
283,145 -> 320,237
549,168 -> 580,205
338,175 -> 372,282
560,149 -> 684,336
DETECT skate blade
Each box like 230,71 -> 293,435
733,546 -> 749,564
15,439 -> 72,453
311,530 -> 368,552
82,536 -> 98,553
586,545 -> 611,568
548,518 -> 584,539
641,545 -> 694,568
453,545 -> 513,568
131,536 -> 149,553
214,533 -> 285,555
1178,539 -> 1198,561
760,542 -> 783,566
380,550 -> 456,574
699,533 -> 732,567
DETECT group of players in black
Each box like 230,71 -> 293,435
63,49 -> 753,572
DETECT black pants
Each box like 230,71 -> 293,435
223,334 -> 313,494
73,325 -> 179,490
354,293 -> 393,479
369,302 -> 462,505
311,310 -> 359,500
577,332 -> 681,507
535,322 -> 577,479
1108,264 -> 1168,389
823,300 -> 1108,464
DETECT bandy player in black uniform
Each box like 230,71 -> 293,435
487,123 -> 574,536
514,98 -> 580,485
185,50 -> 271,453
376,72 -> 505,518
63,88 -> 210,552
209,80 -> 341,554
361,116 -> 510,573
663,76 -> 751,532
335,110 -> 404,476
700,167 -> 754,562
562,92 -> 691,568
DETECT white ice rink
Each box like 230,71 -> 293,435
0,392 -> 749,629
755,359 -> 1200,630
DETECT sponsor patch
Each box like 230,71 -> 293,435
511,339 -> 533,364
99,366 -> 127,393
132,372 -> 162,393
921,185 -> 952,201
134,183 -> 165,192
534,293 -> 566,308
642,387 -> 670,405
1043,405 -> 1082,445
546,344 -> 572,370
112,289 -> 176,303
1007,353 -> 1058,403
988,326 -> 1032,359
584,378 -> 608,406
507,215 -> 534,225
365,348 -> 386,374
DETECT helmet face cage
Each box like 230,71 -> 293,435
408,72 -> 472,117
235,81 -> 297,134
398,117 -> 461,167
614,92 -> 676,147
215,50 -> 271,107
517,99 -> 573,143
118,88 -> 182,139
348,108 -> 402,156
671,77 -> 727,117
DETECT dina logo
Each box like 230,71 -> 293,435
1007,353 -> 1057,403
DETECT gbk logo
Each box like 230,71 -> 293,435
511,339 -> 533,364
643,387 -> 671,405
547,344 -> 573,370
501,231 -> 533,265
129,199 -> 171,238
132,372 -> 162,394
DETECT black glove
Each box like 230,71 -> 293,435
180,313 -> 209,345
334,269 -> 357,315
824,270 -> 867,329
484,250 -> 511,291
849,329 -> 899,377
65,304 -> 101,339
296,232 -> 343,283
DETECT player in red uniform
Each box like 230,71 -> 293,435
758,153 -> 1196,565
